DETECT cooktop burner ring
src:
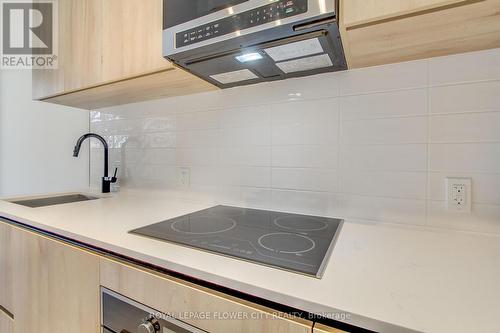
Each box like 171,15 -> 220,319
171,216 -> 237,235
258,232 -> 316,254
273,216 -> 328,232
207,206 -> 246,218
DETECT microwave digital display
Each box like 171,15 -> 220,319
175,0 -> 308,48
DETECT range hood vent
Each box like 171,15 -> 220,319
164,0 -> 347,88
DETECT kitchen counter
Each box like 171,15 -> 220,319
1,189 -> 499,333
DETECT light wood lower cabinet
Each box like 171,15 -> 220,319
0,311 -> 14,333
3,223 -> 101,333
0,223 -> 13,316
100,258 -> 313,333
314,323 -> 349,333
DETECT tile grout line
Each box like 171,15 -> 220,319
269,103 -> 274,208
425,60 -> 431,227
336,93 -> 342,205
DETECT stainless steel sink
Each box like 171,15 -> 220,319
9,194 -> 99,208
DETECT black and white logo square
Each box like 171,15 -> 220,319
1,0 -> 58,69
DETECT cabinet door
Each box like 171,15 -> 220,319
0,222 -> 13,315
32,0 -> 103,99
10,226 -> 100,333
342,0 -> 474,28
340,0 -> 500,68
101,0 -> 173,82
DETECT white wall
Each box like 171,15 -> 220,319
0,70 -> 90,197
90,48 -> 500,234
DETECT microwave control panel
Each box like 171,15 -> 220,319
176,0 -> 308,48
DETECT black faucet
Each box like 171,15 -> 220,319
73,133 -> 117,193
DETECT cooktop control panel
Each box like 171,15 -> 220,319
176,0 -> 308,48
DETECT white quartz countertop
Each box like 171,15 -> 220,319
1,189 -> 499,333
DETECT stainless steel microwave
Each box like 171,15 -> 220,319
163,0 -> 347,88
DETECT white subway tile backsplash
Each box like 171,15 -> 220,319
338,60 -> 427,96
176,110 -> 219,130
429,112 -> 500,143
341,117 -> 427,144
189,166 -> 220,186
271,99 -> 339,124
429,48 -> 500,85
116,149 -> 176,165
341,171 -> 427,200
430,81 -> 500,114
272,168 -> 338,192
142,132 -> 176,148
176,129 -> 219,148
219,146 -> 271,166
219,105 -> 270,128
340,144 -> 427,172
219,126 -> 271,146
336,194 -> 426,225
340,89 -> 427,120
143,116 -> 176,132
176,148 -> 219,166
218,166 -> 271,188
429,143 -> 500,173
271,189 -> 332,215
218,186 -> 272,209
91,48 -> 500,234
273,122 -> 338,145
272,145 -> 338,168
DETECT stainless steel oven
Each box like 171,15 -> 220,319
101,288 -> 206,333
163,0 -> 346,88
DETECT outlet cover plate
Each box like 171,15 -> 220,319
445,177 -> 471,213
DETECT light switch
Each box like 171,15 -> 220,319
445,177 -> 471,213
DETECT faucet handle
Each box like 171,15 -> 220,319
111,167 -> 118,183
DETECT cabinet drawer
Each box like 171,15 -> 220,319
100,258 -> 313,333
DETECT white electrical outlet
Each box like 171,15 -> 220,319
178,167 -> 190,188
445,177 -> 471,213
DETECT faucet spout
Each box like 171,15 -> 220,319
73,133 -> 116,193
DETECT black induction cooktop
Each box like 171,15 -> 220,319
130,206 -> 343,278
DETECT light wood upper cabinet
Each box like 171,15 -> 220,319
340,0 -> 500,68
32,0 -> 103,99
33,0 -> 215,110
6,223 -> 100,333
342,0 -> 474,28
101,0 -> 172,81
